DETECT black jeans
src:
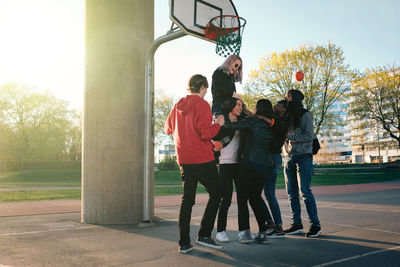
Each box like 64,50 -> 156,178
236,165 -> 267,232
217,163 -> 240,232
178,161 -> 222,247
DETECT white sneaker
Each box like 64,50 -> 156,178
238,229 -> 253,243
216,231 -> 230,242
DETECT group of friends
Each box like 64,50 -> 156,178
164,55 -> 322,254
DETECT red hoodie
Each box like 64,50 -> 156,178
164,94 -> 221,165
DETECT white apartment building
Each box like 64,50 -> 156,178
315,99 -> 353,164
316,97 -> 400,164
154,143 -> 175,163
350,122 -> 400,163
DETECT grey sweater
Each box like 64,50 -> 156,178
282,111 -> 313,157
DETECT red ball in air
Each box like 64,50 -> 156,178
295,71 -> 304,82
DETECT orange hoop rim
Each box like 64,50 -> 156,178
204,15 -> 246,41
208,15 -> 247,30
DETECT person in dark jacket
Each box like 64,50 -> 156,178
212,97 -> 243,243
224,99 -> 274,244
211,54 -> 243,116
261,100 -> 289,238
282,89 -> 321,238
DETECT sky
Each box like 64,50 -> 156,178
0,0 -> 399,109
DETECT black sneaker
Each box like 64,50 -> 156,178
267,228 -> 285,239
305,225 -> 321,238
196,236 -> 223,249
179,243 -> 193,254
265,221 -> 276,234
254,231 -> 269,244
284,224 -> 304,235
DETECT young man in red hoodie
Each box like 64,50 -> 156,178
164,74 -> 225,254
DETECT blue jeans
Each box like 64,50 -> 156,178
263,153 -> 283,226
283,154 -> 320,227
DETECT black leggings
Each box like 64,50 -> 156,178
217,163 -> 240,232
236,165 -> 267,232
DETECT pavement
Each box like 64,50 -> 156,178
0,182 -> 400,266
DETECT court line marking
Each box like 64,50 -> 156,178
192,212 -> 400,235
317,204 -> 400,213
311,245 -> 400,267
0,225 -> 99,237
322,221 -> 400,235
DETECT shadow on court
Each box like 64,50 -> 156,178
0,184 -> 399,266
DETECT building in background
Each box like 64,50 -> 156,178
155,143 -> 175,163
315,98 -> 353,164
349,67 -> 400,163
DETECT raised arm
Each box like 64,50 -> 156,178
195,101 -> 223,140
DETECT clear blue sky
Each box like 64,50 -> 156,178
1,0 -> 399,108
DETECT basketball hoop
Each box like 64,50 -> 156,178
204,15 -> 246,57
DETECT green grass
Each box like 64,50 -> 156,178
0,169 -> 81,187
0,190 -> 81,203
311,168 -> 400,185
155,170 -> 182,185
0,163 -> 399,203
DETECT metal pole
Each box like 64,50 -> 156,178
143,29 -> 186,223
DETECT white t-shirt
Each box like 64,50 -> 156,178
219,130 -> 240,164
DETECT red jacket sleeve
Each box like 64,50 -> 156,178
195,101 -> 221,140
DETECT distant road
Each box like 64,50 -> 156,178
0,185 -> 183,191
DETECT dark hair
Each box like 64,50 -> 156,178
255,99 -> 274,118
276,99 -> 288,109
187,74 -> 208,93
222,97 -> 238,113
287,89 -> 305,128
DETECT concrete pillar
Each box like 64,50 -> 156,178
82,0 -> 154,224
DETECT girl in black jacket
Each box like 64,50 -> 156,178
224,99 -> 275,244
211,55 -> 243,116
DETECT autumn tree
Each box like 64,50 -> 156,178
243,42 -> 357,134
154,89 -> 174,145
350,65 -> 400,147
0,83 -> 79,169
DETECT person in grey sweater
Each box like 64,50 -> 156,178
282,89 -> 321,238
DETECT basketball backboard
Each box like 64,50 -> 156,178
169,0 -> 238,43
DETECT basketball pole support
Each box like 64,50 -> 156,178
143,29 -> 186,223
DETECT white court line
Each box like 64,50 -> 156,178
280,214 -> 400,235
323,221 -> 400,235
318,205 -> 400,213
222,212 -> 400,235
0,225 -> 99,237
312,245 -> 400,267
279,206 -> 400,235
0,264 -> 12,267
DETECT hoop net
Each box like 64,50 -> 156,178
204,15 -> 246,57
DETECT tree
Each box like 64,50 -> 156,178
154,89 -> 174,145
350,65 -> 400,147
243,42 -> 357,134
65,110 -> 82,161
0,83 -> 78,168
